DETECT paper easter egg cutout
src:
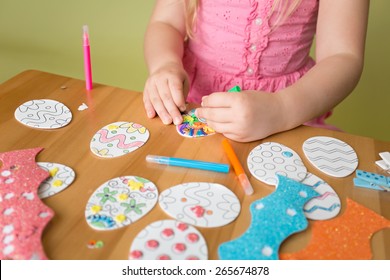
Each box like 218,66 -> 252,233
90,121 -> 150,158
176,109 -> 215,138
85,176 -> 158,231
247,142 -> 307,186
302,136 -> 358,177
129,220 -> 208,260
37,162 -> 76,199
159,182 -> 240,228
14,99 -> 72,129
301,173 -> 341,220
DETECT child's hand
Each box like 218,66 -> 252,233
195,91 -> 287,142
143,63 -> 189,125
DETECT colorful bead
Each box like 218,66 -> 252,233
146,239 -> 159,249
129,250 -> 143,259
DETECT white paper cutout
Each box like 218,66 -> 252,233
247,142 -> 307,186
85,176 -> 158,231
159,182 -> 240,228
303,136 -> 358,178
379,152 -> 390,166
14,99 -> 72,129
90,121 -> 150,158
78,103 -> 88,111
129,220 -> 208,260
301,173 -> 341,220
37,162 -> 76,199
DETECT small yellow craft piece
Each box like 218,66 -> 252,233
115,214 -> 126,223
107,124 -> 119,130
52,180 -> 63,187
49,167 -> 59,177
91,205 -> 102,214
128,180 -> 144,191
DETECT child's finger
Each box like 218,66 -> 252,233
150,83 -> 173,125
169,78 -> 187,112
203,118 -> 234,135
201,92 -> 234,108
195,107 -> 234,124
158,85 -> 183,125
143,90 -> 156,119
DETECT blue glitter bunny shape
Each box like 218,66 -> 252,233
218,175 -> 320,260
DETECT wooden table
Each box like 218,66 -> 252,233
1,70 -> 389,260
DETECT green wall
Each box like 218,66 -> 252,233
0,0 -> 154,90
1,0 -> 389,141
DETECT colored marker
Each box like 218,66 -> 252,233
222,139 -> 254,195
83,25 -> 93,90
146,155 -> 229,173
228,86 -> 241,92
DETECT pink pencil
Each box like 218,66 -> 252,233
83,25 -> 93,90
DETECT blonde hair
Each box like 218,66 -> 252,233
185,0 -> 302,37
185,0 -> 200,38
271,0 -> 302,28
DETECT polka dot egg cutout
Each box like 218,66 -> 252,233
85,176 -> 158,231
129,220 -> 208,260
90,121 -> 150,158
247,142 -> 307,186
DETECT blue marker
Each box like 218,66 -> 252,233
146,155 -> 229,173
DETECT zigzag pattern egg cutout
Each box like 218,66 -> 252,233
303,136 -> 358,178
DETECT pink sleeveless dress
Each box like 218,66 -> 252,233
183,0 -> 338,130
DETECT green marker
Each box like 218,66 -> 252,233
228,86 -> 241,92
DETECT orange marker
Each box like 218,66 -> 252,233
222,139 -> 254,195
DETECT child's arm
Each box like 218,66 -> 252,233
196,0 -> 369,142
143,0 -> 188,125
279,0 -> 369,131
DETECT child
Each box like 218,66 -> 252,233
143,0 -> 369,142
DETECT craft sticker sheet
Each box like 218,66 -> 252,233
301,173 -> 341,220
37,162 -> 76,199
0,148 -> 54,260
90,121 -> 150,158
247,142 -> 307,186
85,176 -> 158,231
303,136 -> 358,178
176,109 -> 215,138
14,99 -> 72,129
159,182 -> 240,228
281,198 -> 390,260
218,175 -> 319,260
129,220 -> 208,260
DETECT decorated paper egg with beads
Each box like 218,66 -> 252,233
159,182 -> 240,228
129,220 -> 208,260
85,176 -> 158,231
176,109 -> 215,138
